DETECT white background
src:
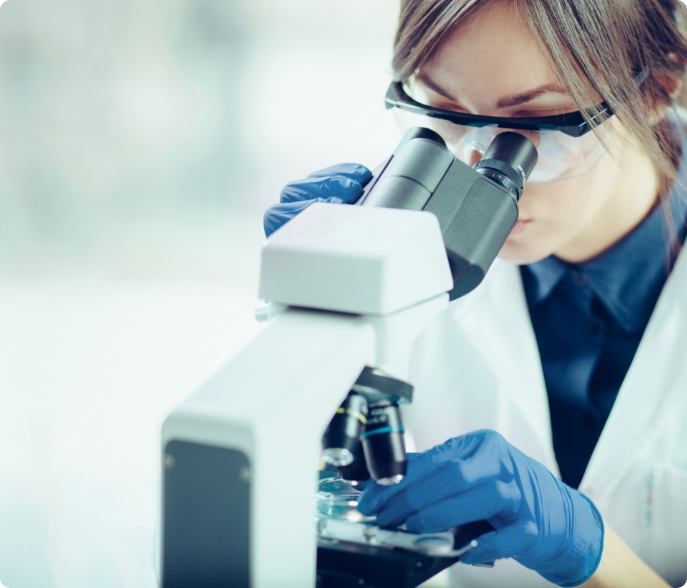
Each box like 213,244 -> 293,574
0,0 -> 442,586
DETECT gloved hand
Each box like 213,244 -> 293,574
357,430 -> 604,587
263,163 -> 372,237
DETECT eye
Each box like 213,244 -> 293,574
427,99 -> 468,113
507,129 -> 541,144
511,105 -> 577,118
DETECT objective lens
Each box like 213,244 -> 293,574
376,474 -> 404,486
322,392 -> 368,467
337,438 -> 371,483
361,401 -> 407,485
322,448 -> 353,467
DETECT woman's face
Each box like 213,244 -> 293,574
417,1 -> 657,264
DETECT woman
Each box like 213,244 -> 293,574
264,0 -> 687,586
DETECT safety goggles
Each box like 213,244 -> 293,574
385,80 -> 614,184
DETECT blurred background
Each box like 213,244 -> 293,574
0,0 -> 400,279
0,0 -> 413,586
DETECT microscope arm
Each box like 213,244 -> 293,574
160,203 -> 453,588
161,307 -> 376,588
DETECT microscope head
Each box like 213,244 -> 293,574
359,127 -> 538,299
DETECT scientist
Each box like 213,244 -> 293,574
264,0 -> 687,586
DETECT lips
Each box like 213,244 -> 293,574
509,219 -> 532,236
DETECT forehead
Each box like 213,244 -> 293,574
422,2 -> 564,100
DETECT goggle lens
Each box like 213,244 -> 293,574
394,82 -> 612,184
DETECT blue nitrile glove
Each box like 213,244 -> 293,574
357,430 -> 604,587
263,163 -> 372,237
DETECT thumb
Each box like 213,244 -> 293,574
458,522 -> 536,566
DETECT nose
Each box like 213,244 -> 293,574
467,149 -> 483,167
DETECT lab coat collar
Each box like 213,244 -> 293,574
580,244 -> 687,499
450,242 -> 687,493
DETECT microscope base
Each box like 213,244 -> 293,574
316,518 -> 495,588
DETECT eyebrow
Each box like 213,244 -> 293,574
416,73 -> 570,109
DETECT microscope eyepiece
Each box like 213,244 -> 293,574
473,131 -> 538,201
397,126 -> 446,146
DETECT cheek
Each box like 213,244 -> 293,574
521,177 -> 595,228
499,157 -> 616,264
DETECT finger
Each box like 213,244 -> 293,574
372,462 -> 495,527
356,453 -> 452,515
306,163 -> 372,184
433,430 -> 513,484
403,480 -> 520,534
458,522 -> 536,565
357,453 -> 420,516
280,176 -> 364,205
263,197 -> 342,237
370,463 -> 457,527
357,434 -> 493,516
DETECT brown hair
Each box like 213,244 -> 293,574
392,0 -> 687,203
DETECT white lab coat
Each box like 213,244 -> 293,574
404,247 -> 687,587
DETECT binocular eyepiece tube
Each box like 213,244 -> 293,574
322,368 -> 413,486
358,127 -> 538,300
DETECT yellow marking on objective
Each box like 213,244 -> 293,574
347,409 -> 367,425
335,407 -> 367,425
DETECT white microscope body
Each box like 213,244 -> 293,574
160,202 -> 453,588
159,126 -> 538,587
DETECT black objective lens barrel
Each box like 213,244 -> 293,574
337,439 -> 371,483
322,392 -> 368,467
361,401 -> 407,485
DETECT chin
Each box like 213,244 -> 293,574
498,238 -> 552,266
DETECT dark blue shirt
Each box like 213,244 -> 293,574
521,161 -> 687,489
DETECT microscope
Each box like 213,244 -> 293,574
159,127 -> 537,588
